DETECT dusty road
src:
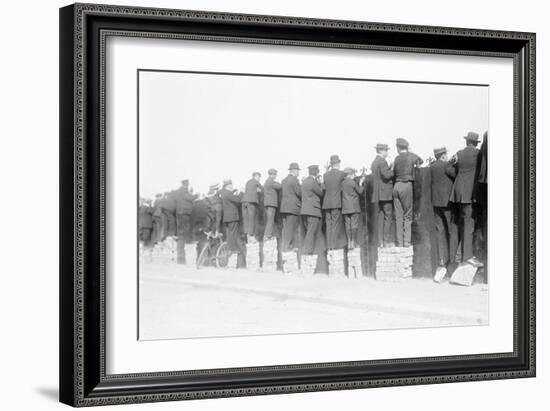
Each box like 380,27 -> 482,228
138,262 -> 489,340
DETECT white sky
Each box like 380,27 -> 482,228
139,71 -> 488,198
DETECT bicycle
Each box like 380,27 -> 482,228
196,231 -> 231,269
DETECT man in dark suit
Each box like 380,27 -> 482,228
475,131 -> 488,266
174,180 -> 198,243
263,168 -> 282,240
152,193 -> 164,243
342,168 -> 366,249
204,183 -> 222,235
300,165 -> 326,255
430,147 -> 459,270
242,172 -> 263,241
371,144 -> 394,247
449,131 -> 483,267
392,138 -> 423,247
322,154 -> 347,250
161,191 -> 177,238
139,198 -> 154,248
280,162 -> 302,252
219,179 -> 245,265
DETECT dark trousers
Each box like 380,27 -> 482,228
301,215 -> 326,255
393,181 -> 413,247
324,208 -> 347,250
264,206 -> 278,239
176,213 -> 193,243
224,221 -> 245,254
152,216 -> 164,243
434,206 -> 459,266
343,213 -> 361,249
139,227 -> 153,248
459,203 -> 475,261
162,209 -> 177,237
242,202 -> 258,237
377,201 -> 393,247
281,213 -> 301,252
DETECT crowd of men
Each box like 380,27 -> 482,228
139,130 -> 488,274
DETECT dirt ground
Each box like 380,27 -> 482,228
138,262 -> 489,340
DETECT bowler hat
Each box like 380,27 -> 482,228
344,167 -> 356,175
375,143 -> 390,151
268,168 -> 277,175
252,171 -> 261,177
330,154 -> 341,164
464,131 -> 480,142
433,147 -> 447,156
308,165 -> 320,175
181,179 -> 189,185
222,179 -> 232,187
396,138 -> 409,148
288,162 -> 301,170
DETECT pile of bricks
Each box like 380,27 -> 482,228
227,253 -> 239,269
282,251 -> 300,274
301,255 -> 318,275
375,246 -> 413,281
246,240 -> 261,270
151,237 -> 177,263
261,238 -> 278,272
183,243 -> 197,266
347,248 -> 362,279
327,249 -> 346,277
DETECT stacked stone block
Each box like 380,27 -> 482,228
347,248 -> 362,279
227,253 -> 239,269
327,249 -> 346,277
151,237 -> 177,263
246,241 -> 261,270
301,255 -> 318,275
261,238 -> 278,272
183,243 -> 197,266
375,246 -> 413,281
282,251 -> 300,274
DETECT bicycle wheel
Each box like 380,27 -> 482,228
215,242 -> 230,268
196,242 -> 211,269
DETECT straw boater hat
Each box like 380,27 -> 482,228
375,143 -> 390,151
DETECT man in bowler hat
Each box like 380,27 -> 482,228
322,154 -> 347,250
219,179 -> 246,267
242,172 -> 263,241
173,179 -> 199,264
263,168 -> 282,240
392,138 -> 423,247
371,144 -> 394,247
342,167 -> 366,249
430,147 -> 459,271
280,163 -> 302,252
449,131 -> 484,267
300,165 -> 326,255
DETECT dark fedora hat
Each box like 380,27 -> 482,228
375,143 -> 390,151
307,164 -> 320,175
288,162 -> 301,170
329,154 -> 341,164
464,131 -> 480,142
433,147 -> 447,156
396,138 -> 409,148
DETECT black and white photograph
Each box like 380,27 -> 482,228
137,69 -> 489,341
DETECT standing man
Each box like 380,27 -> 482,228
430,147 -> 458,273
173,180 -> 198,264
204,183 -> 222,235
392,138 -> 423,247
371,143 -> 394,247
280,162 -> 302,252
342,167 -> 366,249
322,154 -> 347,250
449,131 -> 484,267
263,168 -> 282,240
161,191 -> 177,238
300,165 -> 326,255
152,193 -> 164,243
138,198 -> 154,249
242,172 -> 263,241
219,179 -> 246,265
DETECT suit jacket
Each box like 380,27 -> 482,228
342,177 -> 364,214
161,192 -> 176,213
449,146 -> 480,204
263,177 -> 282,208
204,194 -> 222,232
152,199 -> 163,217
138,205 -> 153,228
280,174 -> 301,215
219,188 -> 242,223
243,178 -> 262,204
301,176 -> 324,218
393,151 -> 423,182
322,168 -> 346,209
370,155 -> 394,203
173,187 -> 197,214
430,159 -> 456,208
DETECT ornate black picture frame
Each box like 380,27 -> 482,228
59,3 -> 535,407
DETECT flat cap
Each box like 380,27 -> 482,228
433,147 -> 447,156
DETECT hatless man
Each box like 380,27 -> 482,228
449,131 -> 484,267
371,144 -> 394,247
342,167 -> 366,249
242,172 -> 263,241
430,147 -> 458,271
280,163 -> 302,252
263,169 -> 282,240
300,165 -> 326,255
322,154 -> 347,250
219,179 -> 246,265
392,138 -> 423,247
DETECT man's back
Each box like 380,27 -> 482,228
430,159 -> 455,208
243,179 -> 261,203
393,151 -> 423,182
301,176 -> 323,217
281,175 -> 301,215
264,177 -> 282,207
322,168 -> 346,209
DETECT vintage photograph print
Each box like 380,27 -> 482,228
137,69 -> 489,341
